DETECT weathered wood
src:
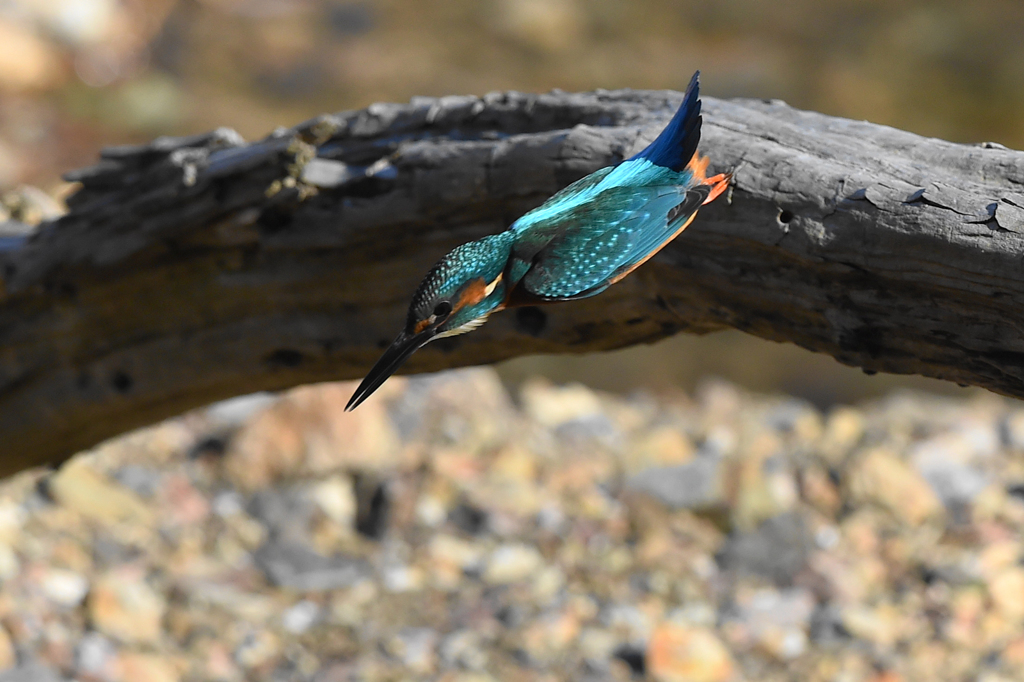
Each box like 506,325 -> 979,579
1,89 -> 1023,476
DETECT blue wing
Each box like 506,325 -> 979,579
506,70 -> 707,301
517,183 -> 709,300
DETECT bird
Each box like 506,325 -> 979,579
346,71 -> 731,410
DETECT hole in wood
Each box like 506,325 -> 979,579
778,209 -> 794,224
111,371 -> 133,393
265,348 -> 304,368
515,306 -> 547,336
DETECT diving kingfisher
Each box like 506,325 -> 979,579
346,71 -> 731,410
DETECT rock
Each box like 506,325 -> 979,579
415,493 -> 449,528
0,663 -> 66,682
439,630 -> 488,671
7,366 -> 1024,681
382,564 -> 425,593
800,464 -> 842,517
40,568 -> 89,607
521,610 -> 580,664
225,382 -> 400,490
88,568 -> 166,645
765,399 -> 822,442
725,587 -> 815,660
1002,635 -> 1024,667
254,540 -> 369,591
840,603 -> 903,648
47,460 -> 153,526
313,662 -> 358,682
308,475 -> 357,528
247,487 -> 313,540
483,543 -> 544,585
769,628 -> 807,661
74,632 -> 115,680
428,534 -> 484,588
175,577 -> 274,624
647,623 -> 736,682
110,653 -> 179,682
200,641 -> 239,682
602,603 -> 655,646
212,491 -> 245,517
205,392 -> 278,428
625,427 -> 695,475
718,512 -> 813,584
910,436 -> 990,511
391,368 -> 516,450
732,431 -> 798,531
281,600 -> 320,634
976,540 -> 1021,579
113,465 -> 162,498
626,456 -> 725,512
531,565 -> 566,604
440,674 -> 499,682
0,626 -> 15,673
847,448 -> 943,525
520,380 -> 604,427
0,156 -> 20,198
0,544 -> 19,581
553,412 -> 623,450
672,602 -> 717,628
819,407 -> 865,463
386,628 -> 438,674
157,473 -> 210,527
471,440 -> 545,517
1003,410 -> 1024,451
0,501 -> 25,545
989,567 -> 1024,620
489,445 -> 539,483
578,627 -> 618,667
234,629 -> 280,670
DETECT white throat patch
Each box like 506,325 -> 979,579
432,312 -> 492,340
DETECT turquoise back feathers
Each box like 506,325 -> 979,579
346,71 -> 731,411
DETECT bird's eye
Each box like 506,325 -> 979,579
433,301 -> 452,319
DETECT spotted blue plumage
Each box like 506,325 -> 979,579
346,70 -> 727,411
513,182 -> 704,299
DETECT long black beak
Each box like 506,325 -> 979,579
345,329 -> 434,411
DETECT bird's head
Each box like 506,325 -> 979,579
346,234 -> 511,410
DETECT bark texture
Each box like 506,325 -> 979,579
2,89 -> 1024,475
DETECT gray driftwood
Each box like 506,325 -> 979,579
1,89 -> 1023,476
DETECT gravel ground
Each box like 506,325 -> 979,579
0,368 -> 1022,682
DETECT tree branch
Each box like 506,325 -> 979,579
2,89 -> 1023,475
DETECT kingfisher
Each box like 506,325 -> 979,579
346,71 -> 731,410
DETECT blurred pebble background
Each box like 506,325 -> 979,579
2,0 -> 1024,403
0,370 -> 1023,681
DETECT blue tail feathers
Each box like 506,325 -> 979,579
630,71 -> 702,172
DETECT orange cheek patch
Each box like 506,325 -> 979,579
456,278 -> 489,310
414,278 -> 497,333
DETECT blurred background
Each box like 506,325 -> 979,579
3,0 -> 1024,403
